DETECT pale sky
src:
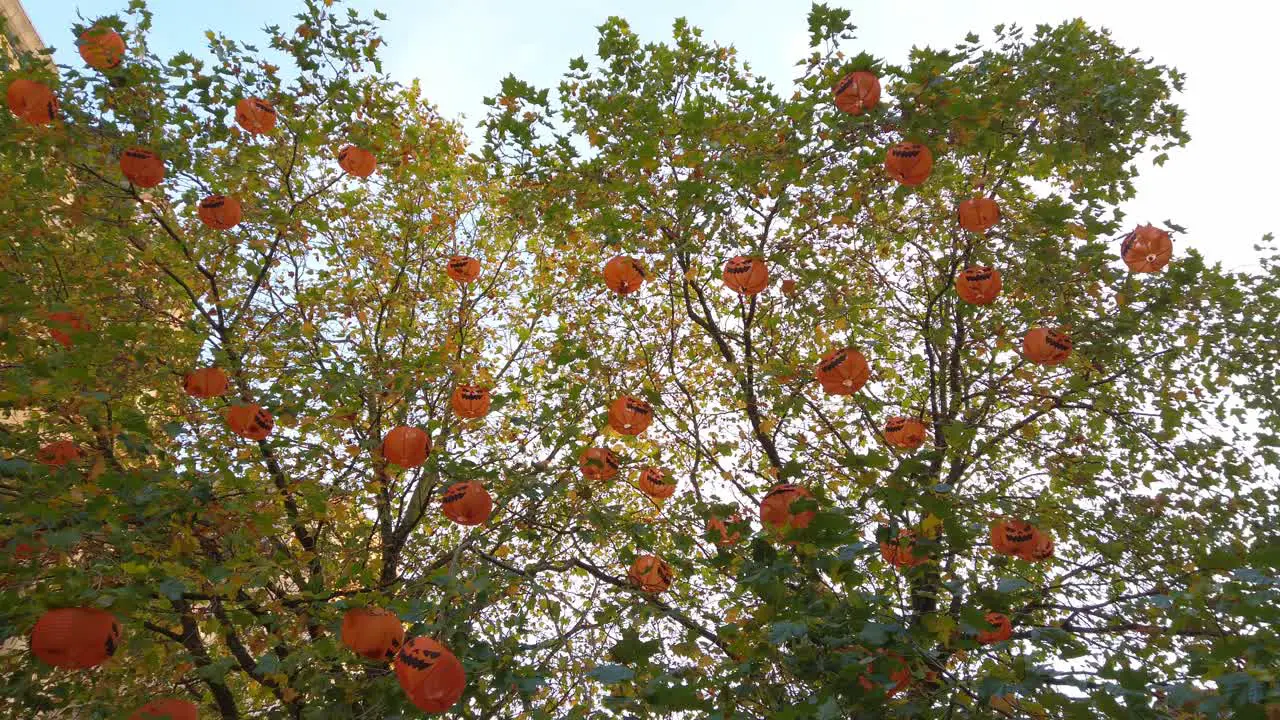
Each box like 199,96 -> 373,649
25,0 -> 1280,271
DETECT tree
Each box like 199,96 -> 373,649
2,2 -> 1278,718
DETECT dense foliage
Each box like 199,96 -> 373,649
2,1 -> 1278,718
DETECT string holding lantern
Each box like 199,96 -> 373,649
579,447 -> 619,481
833,71 -> 881,115
636,467 -> 676,500
341,608 -> 405,661
815,347 -> 870,396
77,27 -> 125,71
450,385 -> 491,419
957,196 -> 1000,232
884,142 -> 933,186
382,426 -> 430,468
706,512 -> 743,548
1120,224 -> 1173,273
338,145 -> 377,177
128,699 -> 198,720
226,404 -> 274,441
120,147 -> 165,188
47,310 -> 89,348
234,97 -> 277,134
394,637 -> 466,713
627,554 -> 673,594
882,416 -> 927,450
197,195 -> 243,230
759,483 -> 815,534
1022,327 -> 1072,366
6,79 -> 58,126
36,440 -> 81,467
30,607 -> 121,669
445,256 -> 481,283
440,482 -> 493,526
607,395 -> 653,436
602,255 -> 646,295
183,367 -> 229,399
954,266 -> 1003,305
721,256 -> 769,296
976,612 -> 1013,644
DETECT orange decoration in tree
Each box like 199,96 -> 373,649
815,347 -> 870,396
1019,527 -> 1054,562
234,97 -> 276,134
198,195 -> 242,230
989,518 -> 1036,557
759,483 -> 815,534
954,266 -> 1002,305
47,310 -> 88,348
341,608 -> 405,661
883,416 -> 926,450
78,27 -> 125,71
382,426 -> 430,468
129,699 -> 198,720
441,481 -> 493,526
120,147 -> 165,188
579,447 -> 619,481
451,385 -> 491,419
607,395 -> 653,436
857,649 -> 912,697
602,255 -> 646,295
338,145 -> 376,177
977,612 -> 1013,644
37,440 -> 80,467
957,196 -> 1000,232
1120,224 -> 1173,273
833,71 -> 880,115
722,256 -> 769,296
6,79 -> 58,126
636,467 -> 676,500
1023,327 -> 1072,366
445,255 -> 481,283
395,637 -> 466,713
183,367 -> 229,399
879,528 -> 929,568
706,513 -> 743,547
884,142 -> 933,186
30,608 -> 121,669
627,554 -> 673,594
10,533 -> 46,561
226,404 -> 274,441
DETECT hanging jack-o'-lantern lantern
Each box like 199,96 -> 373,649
120,147 -> 165,188
226,404 -> 274,441
989,518 -> 1036,556
759,483 -> 815,534
722,256 -> 769,296
1023,327 -> 1072,366
36,440 -> 81,467
627,554 -> 673,594
815,347 -> 870,396
856,648 -> 912,697
579,447 -> 619,481
395,637 -> 466,713
129,699 -> 198,720
636,467 -> 676,500
884,142 -> 933,186
833,71 -> 880,115
451,385 -> 491,419
976,612 -> 1013,644
1018,527 -> 1054,562
235,97 -> 277,134
47,310 -> 89,348
338,145 -> 377,177
607,395 -> 653,436
706,513 -> 743,547
1120,224 -> 1173,273
198,195 -> 242,230
957,196 -> 1000,232
879,528 -> 929,569
183,367 -> 229,399
341,608 -> 405,661
382,426 -> 430,468
441,482 -> 493,526
603,255 -> 646,295
882,416 -> 926,450
6,79 -> 58,126
78,27 -> 126,71
30,607 -> 121,669
954,266 -> 1002,305
445,255 -> 481,283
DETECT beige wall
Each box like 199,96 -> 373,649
1,0 -> 46,60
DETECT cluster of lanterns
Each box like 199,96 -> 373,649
4,25 -> 1181,714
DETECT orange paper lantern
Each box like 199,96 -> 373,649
47,310 -> 88,348
607,395 -> 653,436
1120,224 -> 1173,273
882,416 -> 926,450
579,447 -> 619,481
989,518 -> 1036,556
451,385 -> 491,419
879,528 -> 929,569
857,649 -> 911,697
234,97 -> 277,134
976,612 -> 1013,644
722,256 -> 769,296
706,513 -> 743,547
338,145 -> 376,177
627,554 -> 673,594
440,481 -> 493,526
445,255 -> 481,283
603,255 -> 646,295
1023,327 -> 1072,366
6,79 -> 58,126
30,608 -> 121,669
183,367 -> 229,399
759,483 -> 815,534
36,440 -> 81,467
636,467 -> 676,500
833,71 -> 880,115
382,426 -> 430,468
78,27 -> 125,71
341,608 -> 405,661
884,142 -> 933,186
395,637 -> 466,713
954,266 -> 1002,305
129,699 -> 198,720
197,195 -> 242,230
815,347 -> 870,396
957,196 -> 1000,232
226,404 -> 274,441
120,147 -> 165,188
